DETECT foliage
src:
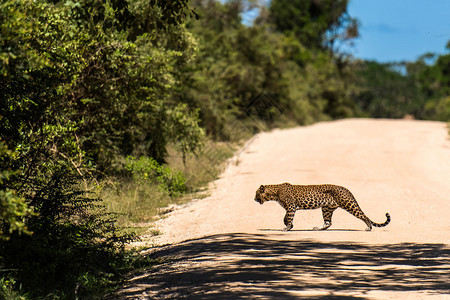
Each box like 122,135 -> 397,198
0,0 -> 204,168
0,142 -> 32,240
351,61 -> 426,118
0,0 -> 198,297
0,276 -> 28,300
185,0 -> 287,136
412,52 -> 450,121
183,0 -> 358,138
0,169 -> 133,297
427,96 -> 450,121
269,0 -> 358,52
351,52 -> 450,120
125,156 -> 186,197
0,96 -> 133,296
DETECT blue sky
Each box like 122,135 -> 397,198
347,0 -> 450,62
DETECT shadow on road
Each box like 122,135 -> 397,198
117,233 -> 450,299
258,228 -> 362,232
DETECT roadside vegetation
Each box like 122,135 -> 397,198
1,0 -> 449,298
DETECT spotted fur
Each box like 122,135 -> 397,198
254,183 -> 390,231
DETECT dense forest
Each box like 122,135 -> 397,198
1,0 -> 449,298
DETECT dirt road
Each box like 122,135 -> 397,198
118,119 -> 450,299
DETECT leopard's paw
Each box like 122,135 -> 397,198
283,225 -> 293,231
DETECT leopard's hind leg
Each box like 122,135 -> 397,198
313,205 -> 337,230
343,204 -> 373,231
330,187 -> 373,231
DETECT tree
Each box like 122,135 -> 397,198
269,0 -> 358,54
351,61 -> 425,118
351,48 -> 450,121
0,0 -> 202,296
416,51 -> 450,121
181,0 -> 359,136
184,0 -> 290,136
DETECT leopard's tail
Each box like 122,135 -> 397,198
370,213 -> 391,227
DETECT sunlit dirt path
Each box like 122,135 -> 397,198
116,119 -> 450,299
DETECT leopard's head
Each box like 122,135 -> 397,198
255,185 -> 278,204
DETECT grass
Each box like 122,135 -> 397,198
97,139 -> 239,236
168,140 -> 238,188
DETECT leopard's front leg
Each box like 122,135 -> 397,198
283,210 -> 295,231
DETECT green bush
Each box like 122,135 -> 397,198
0,141 -> 33,240
125,156 -> 186,197
0,276 -> 28,300
0,161 -> 134,297
426,96 -> 450,121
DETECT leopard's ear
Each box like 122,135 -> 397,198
259,185 -> 265,193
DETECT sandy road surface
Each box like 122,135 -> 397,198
117,119 -> 450,299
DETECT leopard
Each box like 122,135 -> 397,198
254,183 -> 390,231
